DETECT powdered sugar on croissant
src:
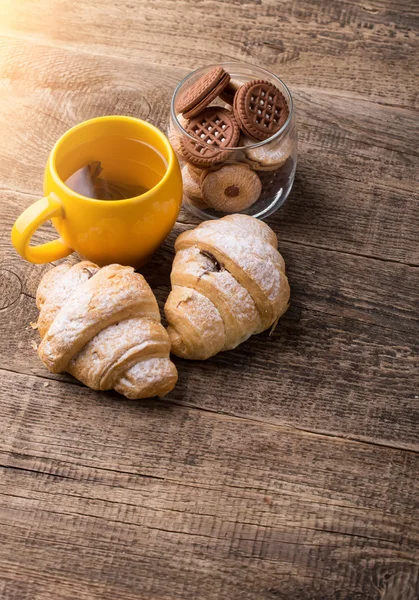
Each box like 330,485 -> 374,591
36,262 -> 177,399
165,214 -> 290,360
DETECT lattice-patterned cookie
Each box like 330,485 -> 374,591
180,108 -> 240,167
234,79 -> 289,141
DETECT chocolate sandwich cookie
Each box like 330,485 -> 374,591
234,79 -> 289,141
176,66 -> 230,119
180,107 -> 240,168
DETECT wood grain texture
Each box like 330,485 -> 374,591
0,0 -> 418,597
0,369 -> 418,600
1,0 -> 418,109
1,215 -> 418,451
0,35 -> 418,264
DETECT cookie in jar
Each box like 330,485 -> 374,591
168,62 -> 297,220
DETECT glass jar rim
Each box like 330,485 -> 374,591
170,61 -> 294,151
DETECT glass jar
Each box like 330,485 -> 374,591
169,62 -> 297,220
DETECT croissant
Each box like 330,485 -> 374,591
36,261 -> 178,399
164,214 -> 290,360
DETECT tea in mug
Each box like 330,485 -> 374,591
61,135 -> 167,201
65,161 -> 149,200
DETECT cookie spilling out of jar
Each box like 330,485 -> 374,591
169,64 -> 296,217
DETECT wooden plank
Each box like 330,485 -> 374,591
2,192 -> 419,334
0,368 -> 418,600
0,1 -> 417,597
1,208 -> 418,450
0,0 -> 418,109
0,36 -> 417,264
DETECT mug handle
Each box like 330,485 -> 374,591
11,195 -> 73,264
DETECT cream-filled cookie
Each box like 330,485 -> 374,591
201,163 -> 262,212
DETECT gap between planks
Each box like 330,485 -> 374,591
2,183 -> 418,268
1,27 -> 419,118
1,365 -> 418,456
0,29 -> 181,78
10,275 -> 419,337
0,493 -> 399,547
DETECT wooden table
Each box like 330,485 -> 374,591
0,1 -> 418,598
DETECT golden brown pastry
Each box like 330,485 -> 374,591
36,262 -> 178,399
164,214 -> 290,360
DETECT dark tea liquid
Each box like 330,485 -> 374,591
65,161 -> 149,200
60,136 -> 167,201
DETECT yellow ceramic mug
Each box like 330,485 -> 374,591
11,116 -> 182,268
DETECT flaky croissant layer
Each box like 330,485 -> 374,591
36,262 -> 177,399
165,214 -> 290,360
